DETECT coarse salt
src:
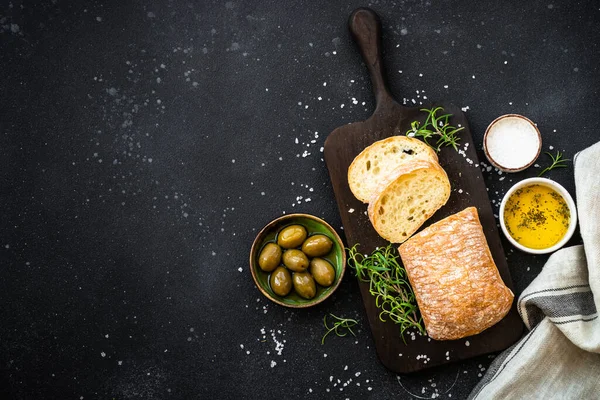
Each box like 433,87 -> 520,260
484,115 -> 540,170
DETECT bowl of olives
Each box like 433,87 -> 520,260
249,213 -> 346,308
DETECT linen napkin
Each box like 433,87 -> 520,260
469,141 -> 600,399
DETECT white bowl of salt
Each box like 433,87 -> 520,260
483,114 -> 542,172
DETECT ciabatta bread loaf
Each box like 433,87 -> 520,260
367,159 -> 450,243
398,207 -> 514,340
348,136 -> 439,203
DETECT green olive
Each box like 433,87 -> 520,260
277,225 -> 308,249
292,272 -> 317,299
282,249 -> 309,272
310,258 -> 336,287
258,243 -> 282,272
301,234 -> 334,257
270,266 -> 292,297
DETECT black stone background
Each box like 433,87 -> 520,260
1,0 -> 599,399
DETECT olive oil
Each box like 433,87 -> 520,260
503,184 -> 570,249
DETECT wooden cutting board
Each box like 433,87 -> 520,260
324,8 -> 523,374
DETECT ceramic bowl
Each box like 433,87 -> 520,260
483,114 -> 542,172
499,177 -> 577,254
249,213 -> 346,308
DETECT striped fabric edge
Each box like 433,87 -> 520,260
518,284 -> 591,329
520,290 -> 596,326
551,313 -> 599,325
467,323 -> 540,400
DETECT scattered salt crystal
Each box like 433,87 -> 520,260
465,341 -> 470,346
348,208 -> 355,213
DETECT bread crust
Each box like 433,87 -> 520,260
367,159 -> 451,243
348,136 -> 438,203
398,207 -> 514,340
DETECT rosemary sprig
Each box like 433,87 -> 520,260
321,314 -> 358,345
406,107 -> 464,152
538,151 -> 570,177
347,244 -> 425,340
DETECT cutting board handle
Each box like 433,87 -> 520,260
348,8 -> 394,110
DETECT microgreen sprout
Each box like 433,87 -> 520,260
321,314 -> 358,345
538,151 -> 569,176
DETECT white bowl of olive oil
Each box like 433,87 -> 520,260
499,178 -> 577,254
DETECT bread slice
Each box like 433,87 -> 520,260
348,136 -> 438,203
367,159 -> 451,243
